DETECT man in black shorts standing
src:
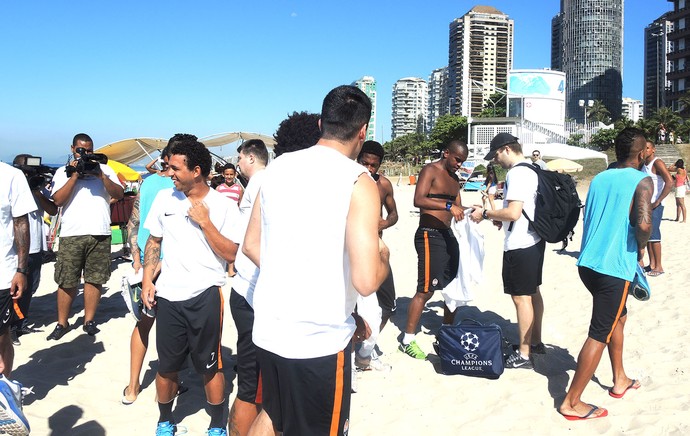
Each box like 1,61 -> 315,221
141,138 -> 240,436
471,133 -> 545,369
400,140 -> 467,360
559,128 -> 652,420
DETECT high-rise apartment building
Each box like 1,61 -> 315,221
428,67 -> 449,131
622,97 -> 644,122
448,6 -> 514,117
551,0 -> 624,123
665,0 -> 690,112
391,77 -> 428,139
644,13 -> 673,115
352,76 -> 377,140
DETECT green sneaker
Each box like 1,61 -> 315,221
399,340 -> 427,360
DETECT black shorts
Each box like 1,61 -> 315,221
376,270 -> 396,319
156,286 -> 224,374
578,267 -> 629,344
502,239 -> 546,296
0,290 -> 22,334
415,227 -> 459,293
257,343 -> 352,436
230,289 -> 261,404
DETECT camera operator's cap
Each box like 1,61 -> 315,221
484,133 -> 519,161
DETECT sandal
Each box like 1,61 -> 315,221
647,270 -> 665,277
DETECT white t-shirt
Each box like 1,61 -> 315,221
145,187 -> 240,302
502,163 -> 541,251
51,163 -> 121,237
252,145 -> 367,359
27,189 -> 50,255
231,169 -> 266,305
0,163 -> 38,289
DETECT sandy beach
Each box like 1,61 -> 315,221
15,178 -> 690,435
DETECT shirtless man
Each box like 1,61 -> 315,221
400,140 -> 467,360
354,140 -> 398,371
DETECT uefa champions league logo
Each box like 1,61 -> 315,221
460,332 -> 480,352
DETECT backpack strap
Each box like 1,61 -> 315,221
507,162 -> 537,232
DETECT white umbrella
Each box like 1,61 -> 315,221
546,158 -> 583,173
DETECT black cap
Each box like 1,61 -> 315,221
484,133 -> 519,161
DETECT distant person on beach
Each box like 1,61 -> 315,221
48,133 -> 124,340
242,85 -> 389,435
530,149 -> 547,170
272,111 -> 321,158
141,138 -> 240,436
400,139 -> 467,360
641,140 -> 673,276
354,140 -> 398,372
558,127 -> 652,421
481,163 -> 498,210
470,133 -> 545,370
121,135 -> 191,405
227,138 -> 268,436
10,155 -> 57,346
670,159 -> 688,222
216,163 -> 243,205
0,161 -> 34,435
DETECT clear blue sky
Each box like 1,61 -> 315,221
0,1 -> 673,163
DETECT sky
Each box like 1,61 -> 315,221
0,1 -> 673,164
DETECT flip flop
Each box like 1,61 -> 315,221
643,265 -> 652,273
121,386 -> 137,405
609,379 -> 640,399
561,404 -> 608,421
647,271 -> 665,277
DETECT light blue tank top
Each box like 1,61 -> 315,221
577,168 -> 649,281
137,174 -> 174,253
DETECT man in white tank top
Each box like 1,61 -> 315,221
641,140 -> 673,276
242,85 -> 390,436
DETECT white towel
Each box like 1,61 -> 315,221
441,215 -> 485,312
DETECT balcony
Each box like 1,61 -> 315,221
668,46 -> 690,60
666,6 -> 690,20
667,26 -> 690,40
668,68 -> 690,79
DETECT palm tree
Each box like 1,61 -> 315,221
653,107 -> 681,130
635,118 -> 657,140
678,91 -> 690,117
587,100 -> 611,124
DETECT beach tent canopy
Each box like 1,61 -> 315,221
95,132 -> 277,166
546,158 -> 584,173
523,143 -> 608,166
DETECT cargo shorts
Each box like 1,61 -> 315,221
54,235 -> 112,288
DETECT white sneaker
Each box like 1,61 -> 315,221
368,356 -> 392,372
0,375 -> 30,436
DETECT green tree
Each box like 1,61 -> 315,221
383,133 -> 426,162
478,91 -> 506,117
675,119 -> 690,143
587,100 -> 611,124
677,91 -> 690,117
635,117 -> 657,139
589,128 -> 618,150
614,118 -> 634,131
567,133 -> 584,147
426,114 -> 468,154
653,107 -> 681,131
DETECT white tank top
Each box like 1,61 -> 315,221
252,145 -> 367,358
642,157 -> 664,202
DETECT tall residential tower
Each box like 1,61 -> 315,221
352,76 -> 377,140
644,13 -> 673,115
391,77 -> 428,139
448,6 -> 514,117
665,0 -> 690,112
428,67 -> 449,131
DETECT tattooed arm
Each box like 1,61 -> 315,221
11,215 -> 30,299
127,196 -> 142,271
633,177 -> 653,260
141,235 -> 162,310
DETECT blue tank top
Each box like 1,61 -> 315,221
137,174 -> 174,252
577,168 -> 649,281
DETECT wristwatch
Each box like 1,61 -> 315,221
16,267 -> 28,275
482,209 -> 489,220
445,201 -> 453,211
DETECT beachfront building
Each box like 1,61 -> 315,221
664,1 -> 690,113
428,67 -> 449,132
622,97 -> 644,123
391,77 -> 428,139
644,13 -> 674,115
448,6 -> 514,117
352,76 -> 377,140
551,0 -> 624,123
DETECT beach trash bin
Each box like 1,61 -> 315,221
409,175 -> 417,185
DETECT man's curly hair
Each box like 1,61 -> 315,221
273,111 -> 321,157
168,136 -> 212,177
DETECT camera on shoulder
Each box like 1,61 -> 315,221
66,147 -> 109,178
13,155 -> 56,191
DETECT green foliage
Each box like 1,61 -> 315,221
567,133 -> 584,147
589,128 -> 618,150
383,133 -> 426,161
426,114 -> 468,154
588,100 -> 611,124
478,91 -> 507,117
675,119 -> 690,142
678,91 -> 690,117
653,107 -> 681,131
635,118 -> 657,139
614,118 -> 634,131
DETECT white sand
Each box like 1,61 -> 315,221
16,180 -> 690,435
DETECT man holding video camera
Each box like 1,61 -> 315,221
48,133 -> 124,340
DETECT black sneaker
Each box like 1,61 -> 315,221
83,321 -> 99,336
505,350 -> 534,369
10,329 -> 19,346
47,324 -> 68,341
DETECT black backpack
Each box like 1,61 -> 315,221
508,163 -> 582,243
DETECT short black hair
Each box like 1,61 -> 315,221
320,85 -> 372,142
237,139 -> 269,165
163,133 -> 197,160
359,140 -> 384,162
446,139 -> 468,155
222,163 -> 237,173
675,159 -> 685,169
72,133 -> 93,146
273,111 -> 321,157
169,138 -> 212,177
614,128 -> 647,162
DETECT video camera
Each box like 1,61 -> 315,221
65,147 -> 109,178
13,155 -> 57,191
